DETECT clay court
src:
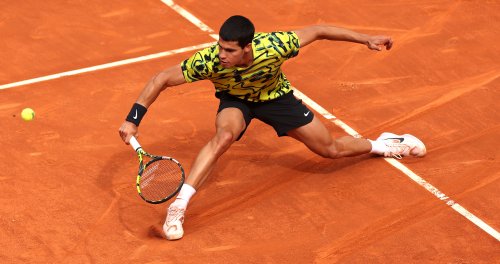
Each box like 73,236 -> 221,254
1,0 -> 499,263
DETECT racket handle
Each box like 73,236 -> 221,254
129,136 -> 142,151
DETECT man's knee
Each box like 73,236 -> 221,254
212,129 -> 237,154
326,147 -> 341,159
319,141 -> 341,159
218,129 -> 235,145
317,148 -> 339,159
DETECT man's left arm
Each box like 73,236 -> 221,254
294,25 -> 393,51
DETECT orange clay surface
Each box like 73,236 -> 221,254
1,0 -> 499,263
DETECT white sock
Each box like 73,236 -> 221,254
369,139 -> 387,155
171,184 -> 196,209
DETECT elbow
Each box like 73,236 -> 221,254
314,25 -> 330,40
152,72 -> 170,91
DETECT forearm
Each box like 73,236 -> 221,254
317,25 -> 369,45
124,67 -> 184,127
124,76 -> 163,127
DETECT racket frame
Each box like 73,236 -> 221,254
130,136 -> 185,204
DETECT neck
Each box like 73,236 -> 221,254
237,47 -> 254,67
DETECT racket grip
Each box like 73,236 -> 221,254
129,136 -> 142,151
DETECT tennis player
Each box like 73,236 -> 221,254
119,15 -> 426,240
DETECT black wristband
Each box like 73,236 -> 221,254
126,103 -> 147,126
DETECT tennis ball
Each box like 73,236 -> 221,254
21,108 -> 35,121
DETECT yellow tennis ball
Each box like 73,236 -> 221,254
21,108 -> 35,121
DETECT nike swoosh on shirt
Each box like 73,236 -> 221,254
304,111 -> 310,116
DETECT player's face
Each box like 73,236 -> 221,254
218,39 -> 251,68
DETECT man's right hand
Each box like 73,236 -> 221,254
119,121 -> 138,144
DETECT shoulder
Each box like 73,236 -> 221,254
254,31 -> 299,58
181,44 -> 220,81
186,44 -> 218,63
182,44 -> 219,70
254,31 -> 298,45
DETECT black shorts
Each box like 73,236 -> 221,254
216,91 -> 314,140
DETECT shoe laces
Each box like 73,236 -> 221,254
384,142 -> 410,159
167,206 -> 185,225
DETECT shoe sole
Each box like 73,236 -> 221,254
166,234 -> 183,240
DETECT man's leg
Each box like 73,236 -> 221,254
164,108 -> 246,240
287,116 -> 371,158
186,108 -> 247,188
287,116 -> 426,159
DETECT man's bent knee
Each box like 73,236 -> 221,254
212,129 -> 237,154
326,148 -> 342,159
317,146 -> 341,159
312,141 -> 342,159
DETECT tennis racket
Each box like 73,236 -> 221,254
129,136 -> 185,204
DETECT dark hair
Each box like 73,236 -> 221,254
219,15 -> 255,48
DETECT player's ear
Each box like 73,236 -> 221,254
243,43 -> 252,53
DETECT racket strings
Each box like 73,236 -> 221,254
140,159 -> 183,201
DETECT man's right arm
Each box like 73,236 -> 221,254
119,64 -> 186,144
136,64 -> 186,108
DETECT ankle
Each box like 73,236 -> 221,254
171,198 -> 188,210
369,139 -> 387,155
171,184 -> 196,209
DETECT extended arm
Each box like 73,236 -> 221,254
135,65 -> 186,108
294,25 -> 393,50
119,65 -> 186,143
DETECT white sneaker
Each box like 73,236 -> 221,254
376,132 -> 427,159
163,205 -> 185,240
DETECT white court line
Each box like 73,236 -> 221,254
0,42 -> 214,90
162,0 -> 500,241
160,0 -> 219,40
293,89 -> 500,242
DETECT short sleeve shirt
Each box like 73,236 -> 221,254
181,31 -> 300,102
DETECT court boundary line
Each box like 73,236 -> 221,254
292,89 -> 500,243
0,42 -> 214,90
161,0 -> 500,242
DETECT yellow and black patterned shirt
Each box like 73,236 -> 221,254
181,31 -> 300,102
